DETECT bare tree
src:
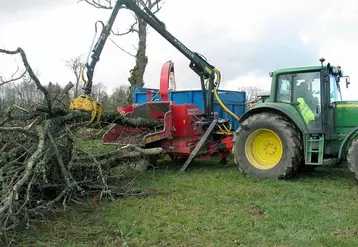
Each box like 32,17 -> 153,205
238,86 -> 265,103
110,85 -> 131,106
91,81 -> 108,104
0,63 -> 27,87
81,0 -> 165,101
65,55 -> 85,98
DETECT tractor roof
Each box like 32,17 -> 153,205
273,65 -> 322,75
271,64 -> 343,77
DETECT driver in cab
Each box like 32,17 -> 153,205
295,81 -> 317,125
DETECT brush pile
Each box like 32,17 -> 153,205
0,47 -> 161,246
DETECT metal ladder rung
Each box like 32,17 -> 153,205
305,134 -> 325,165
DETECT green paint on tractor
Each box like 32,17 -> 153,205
335,101 -> 358,127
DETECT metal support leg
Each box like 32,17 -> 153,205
179,119 -> 218,172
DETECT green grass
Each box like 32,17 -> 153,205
75,139 -> 117,155
21,159 -> 358,247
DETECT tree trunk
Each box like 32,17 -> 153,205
127,17 -> 148,103
135,17 -> 148,88
75,76 -> 79,98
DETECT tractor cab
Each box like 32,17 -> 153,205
264,58 -> 349,135
274,67 -> 324,131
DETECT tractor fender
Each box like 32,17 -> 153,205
238,103 -> 308,135
338,126 -> 358,161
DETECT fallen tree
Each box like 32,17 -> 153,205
0,47 -> 161,246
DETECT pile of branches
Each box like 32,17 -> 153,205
0,48 -> 162,246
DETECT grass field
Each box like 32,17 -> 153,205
20,155 -> 358,247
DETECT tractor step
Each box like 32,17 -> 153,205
305,134 -> 325,165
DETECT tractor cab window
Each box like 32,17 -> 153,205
277,75 -> 292,103
330,75 -> 341,103
293,71 -> 322,130
293,71 -> 321,111
276,71 -> 322,130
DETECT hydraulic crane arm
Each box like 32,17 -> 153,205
77,0 -> 221,119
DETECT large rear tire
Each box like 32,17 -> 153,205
232,113 -> 303,178
347,137 -> 358,180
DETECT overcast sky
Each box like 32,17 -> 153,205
0,0 -> 357,99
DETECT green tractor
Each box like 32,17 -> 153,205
232,58 -> 358,179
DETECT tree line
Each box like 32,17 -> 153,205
0,76 -> 132,115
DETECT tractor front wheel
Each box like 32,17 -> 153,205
232,113 -> 302,178
347,137 -> 358,180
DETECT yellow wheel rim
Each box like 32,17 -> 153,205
245,128 -> 283,170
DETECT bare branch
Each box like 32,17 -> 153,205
0,127 -> 38,139
149,0 -> 164,14
109,37 -> 136,57
0,48 -> 19,55
152,6 -> 162,14
0,69 -> 27,87
79,0 -> 128,10
121,144 -> 162,155
80,0 -> 113,9
13,104 -> 30,114
112,18 -> 139,35
65,55 -> 85,79
0,117 -> 9,127
10,64 -> 20,78
150,0 -> 163,8
62,81 -> 74,95
0,123 -> 47,215
49,81 -> 74,108
0,48 -> 52,114
238,86 -> 266,103
48,131 -> 72,186
65,55 -> 84,98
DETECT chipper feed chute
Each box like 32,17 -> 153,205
102,101 -> 173,147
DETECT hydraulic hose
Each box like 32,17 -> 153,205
212,68 -> 240,122
214,88 -> 240,121
81,67 -> 87,84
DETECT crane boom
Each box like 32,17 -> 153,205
80,0 -> 220,118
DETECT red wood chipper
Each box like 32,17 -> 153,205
102,61 -> 238,171
69,0 -> 242,171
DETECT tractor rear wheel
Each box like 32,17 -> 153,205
347,137 -> 358,180
232,113 -> 302,178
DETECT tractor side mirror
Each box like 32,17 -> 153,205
346,77 -> 351,88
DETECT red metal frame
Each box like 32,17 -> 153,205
143,103 -> 173,145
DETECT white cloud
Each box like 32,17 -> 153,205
0,0 -> 357,102
300,33 -> 310,45
222,72 -> 271,92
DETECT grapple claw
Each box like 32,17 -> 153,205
69,95 -> 103,123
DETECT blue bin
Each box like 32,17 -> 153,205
132,88 -> 246,130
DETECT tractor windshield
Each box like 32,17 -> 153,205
330,75 -> 341,102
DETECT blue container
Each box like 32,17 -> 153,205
132,88 -> 246,130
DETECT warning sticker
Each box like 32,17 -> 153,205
336,104 -> 358,108
187,108 -> 200,115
